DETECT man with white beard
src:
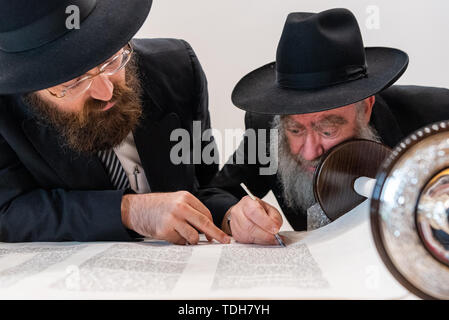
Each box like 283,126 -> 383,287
274,101 -> 381,216
211,9 -> 449,245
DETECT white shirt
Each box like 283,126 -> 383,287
113,132 -> 151,193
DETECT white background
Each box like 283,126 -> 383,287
136,0 -> 449,161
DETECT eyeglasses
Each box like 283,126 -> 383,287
285,122 -> 343,139
47,42 -> 133,100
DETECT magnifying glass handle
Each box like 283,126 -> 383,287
353,176 -> 376,198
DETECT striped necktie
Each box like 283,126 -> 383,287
97,149 -> 130,190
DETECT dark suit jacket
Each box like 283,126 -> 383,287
0,38 -> 234,242
210,85 -> 449,231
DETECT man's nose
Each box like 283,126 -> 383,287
300,133 -> 324,161
88,74 -> 114,101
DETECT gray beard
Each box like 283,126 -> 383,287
272,115 -> 381,213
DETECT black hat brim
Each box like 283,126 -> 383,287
0,0 -> 152,95
231,47 -> 409,115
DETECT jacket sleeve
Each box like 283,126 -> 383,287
379,85 -> 449,136
201,112 -> 277,226
211,113 -> 275,199
0,133 -> 135,242
179,40 -> 217,185
178,40 -> 240,227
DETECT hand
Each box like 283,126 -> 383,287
121,191 -> 231,245
223,196 -> 283,245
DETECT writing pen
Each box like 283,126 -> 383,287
240,183 -> 286,247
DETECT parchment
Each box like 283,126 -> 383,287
0,191 -> 410,299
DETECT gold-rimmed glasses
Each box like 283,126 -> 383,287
47,42 -> 133,100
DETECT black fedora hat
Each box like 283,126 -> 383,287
232,8 -> 409,115
0,0 -> 152,95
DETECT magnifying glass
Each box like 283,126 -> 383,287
313,123 -> 449,299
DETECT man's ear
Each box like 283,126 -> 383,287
363,96 -> 375,123
35,89 -> 49,101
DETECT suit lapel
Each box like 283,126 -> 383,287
133,81 -> 194,193
371,95 -> 404,148
133,110 -> 194,193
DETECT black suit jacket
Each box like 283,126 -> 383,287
210,85 -> 449,231
0,38 -> 234,242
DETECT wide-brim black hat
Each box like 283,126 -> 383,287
232,8 -> 409,115
0,0 -> 152,95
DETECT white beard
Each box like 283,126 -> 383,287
272,114 -> 381,214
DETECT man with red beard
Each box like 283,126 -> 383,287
0,0 -> 232,244
211,9 -> 449,245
